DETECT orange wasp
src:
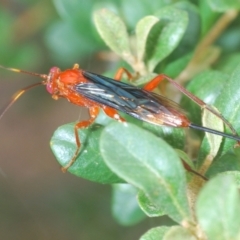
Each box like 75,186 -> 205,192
0,64 -> 239,174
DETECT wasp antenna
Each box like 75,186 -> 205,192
0,65 -> 48,79
190,123 -> 240,142
0,82 -> 43,121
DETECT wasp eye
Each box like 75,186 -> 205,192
46,83 -> 53,94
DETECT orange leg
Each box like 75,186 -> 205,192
61,106 -> 100,172
102,106 -> 125,122
114,67 -> 133,81
144,74 -> 238,136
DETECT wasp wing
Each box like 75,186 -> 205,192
75,71 -> 189,127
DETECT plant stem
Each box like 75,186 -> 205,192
176,10 -> 238,85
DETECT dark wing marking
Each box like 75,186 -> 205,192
76,71 -> 188,126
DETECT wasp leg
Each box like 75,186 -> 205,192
102,106 -> 125,122
61,106 -> 100,172
144,74 -> 239,138
114,67 -> 133,81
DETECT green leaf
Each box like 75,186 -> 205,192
181,70 -> 229,126
215,53 -> 240,74
207,0 -> 240,11
202,106 -> 224,158
112,184 -> 145,226
53,0 -> 96,30
50,122 -> 122,183
140,226 -> 170,240
214,63 -> 240,153
163,53 -> 192,78
100,122 -> 190,223
137,190 -> 165,217
196,175 -> 240,240
219,171 -> 240,187
121,0 -> 174,30
163,226 -> 197,240
93,9 -> 135,65
163,2 -> 200,65
44,21 -> 94,65
206,152 -> 240,177
175,149 -> 195,170
199,0 -> 220,35
119,114 -> 186,150
145,6 -> 188,71
142,124 -> 186,150
52,0 -> 99,47
136,16 -> 159,61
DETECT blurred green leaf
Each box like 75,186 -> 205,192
196,174 -> 240,240
181,70 -> 229,125
163,2 -> 200,64
0,9 -> 41,68
50,122 -> 123,183
206,152 -> 240,177
199,0 -> 220,35
219,171 -> 240,187
163,226 -> 197,240
120,0 -> 175,30
214,63 -> 240,153
94,9 -> 135,65
217,27 -> 240,54
215,53 -> 240,74
44,21 -> 94,65
207,0 -> 240,11
163,53 -> 192,78
100,122 -> 190,223
112,184 -> 145,225
145,6 -> 188,71
140,226 -> 170,240
53,0 -> 95,31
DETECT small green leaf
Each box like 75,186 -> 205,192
163,226 -> 197,240
140,226 -> 170,240
93,9 -> 135,65
137,190 -> 165,217
145,6 -> 188,71
100,122 -> 190,223
112,184 -> 145,226
136,16 -> 159,61
196,175 -> 240,240
207,0 -> 240,11
50,123 -> 122,183
202,106 -> 223,158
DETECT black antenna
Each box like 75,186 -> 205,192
190,123 -> 240,141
